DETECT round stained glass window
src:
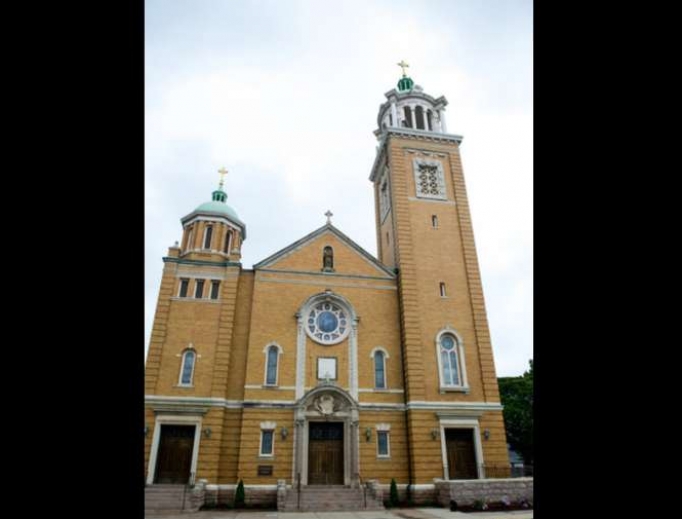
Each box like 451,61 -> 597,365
305,300 -> 350,345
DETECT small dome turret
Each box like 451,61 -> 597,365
374,61 -> 449,138
178,168 -> 247,260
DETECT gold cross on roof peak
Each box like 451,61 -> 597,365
218,167 -> 228,188
397,60 -> 410,77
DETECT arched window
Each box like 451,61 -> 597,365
323,246 -> 334,270
179,350 -> 196,386
437,332 -> 468,389
224,230 -> 233,253
403,106 -> 413,128
415,105 -> 425,130
264,344 -> 281,385
371,347 -> 389,389
374,351 -> 386,389
203,225 -> 213,249
427,110 -> 433,131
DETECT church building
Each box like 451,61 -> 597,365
144,66 -> 510,510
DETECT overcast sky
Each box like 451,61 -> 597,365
145,0 -> 532,377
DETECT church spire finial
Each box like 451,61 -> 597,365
325,210 -> 333,225
218,167 -> 228,190
396,60 -> 414,92
212,167 -> 229,203
397,60 -> 409,77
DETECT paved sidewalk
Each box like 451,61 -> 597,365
145,508 -> 533,519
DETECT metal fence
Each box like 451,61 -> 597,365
481,464 -> 533,478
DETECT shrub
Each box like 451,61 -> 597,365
473,498 -> 488,511
389,478 -> 399,507
234,479 -> 245,509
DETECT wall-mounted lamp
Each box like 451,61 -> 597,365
365,427 -> 372,442
203,427 -> 212,438
281,426 -> 289,440
483,429 -> 490,440
144,425 -> 149,437
431,428 -> 439,440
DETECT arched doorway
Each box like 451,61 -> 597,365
292,385 -> 360,487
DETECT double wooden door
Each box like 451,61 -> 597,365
154,425 -> 195,484
445,428 -> 478,479
308,422 -> 344,485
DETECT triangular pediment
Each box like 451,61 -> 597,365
253,224 -> 394,279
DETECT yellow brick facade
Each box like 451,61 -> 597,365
145,80 -> 511,496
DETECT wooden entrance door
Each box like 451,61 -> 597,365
154,425 -> 195,484
308,422 -> 344,485
445,428 -> 478,479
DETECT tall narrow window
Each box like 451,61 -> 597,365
187,227 -> 194,251
265,345 -> 279,385
260,429 -> 274,456
440,334 -> 461,386
203,225 -> 213,249
415,105 -> 425,129
224,230 -> 232,253
377,430 -> 390,457
210,281 -> 220,300
195,279 -> 205,298
389,113 -> 393,126
403,106 -> 413,128
439,282 -> 447,297
432,215 -> 439,228
179,279 -> 189,298
427,110 -> 433,131
323,246 -> 334,270
179,350 -> 196,386
374,350 -> 386,389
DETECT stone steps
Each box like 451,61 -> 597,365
145,484 -> 189,513
281,486 -> 385,511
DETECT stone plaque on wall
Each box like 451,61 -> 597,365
257,465 -> 273,476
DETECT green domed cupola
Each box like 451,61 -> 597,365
179,167 -> 247,260
397,59 -> 414,91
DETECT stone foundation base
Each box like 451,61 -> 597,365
434,478 -> 533,507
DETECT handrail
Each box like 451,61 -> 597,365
296,472 -> 301,510
356,472 -> 366,509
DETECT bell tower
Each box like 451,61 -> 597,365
369,63 -> 509,482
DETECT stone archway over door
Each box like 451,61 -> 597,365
293,385 -> 360,487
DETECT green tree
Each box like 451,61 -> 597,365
498,359 -> 533,464
389,478 -> 399,507
234,479 -> 245,508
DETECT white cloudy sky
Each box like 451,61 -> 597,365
145,0 -> 532,377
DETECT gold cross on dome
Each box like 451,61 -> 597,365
325,210 -> 333,224
218,167 -> 228,188
397,60 -> 410,76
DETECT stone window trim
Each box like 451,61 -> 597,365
263,343 -> 283,387
376,424 -> 391,458
178,346 -> 197,387
259,422 -> 276,457
370,347 -> 390,390
413,157 -> 447,200
435,328 -> 470,393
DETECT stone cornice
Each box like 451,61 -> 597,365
144,395 -> 503,412
369,128 -> 464,182
163,257 -> 242,268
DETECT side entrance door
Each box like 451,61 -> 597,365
445,428 -> 478,479
154,424 -> 195,484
